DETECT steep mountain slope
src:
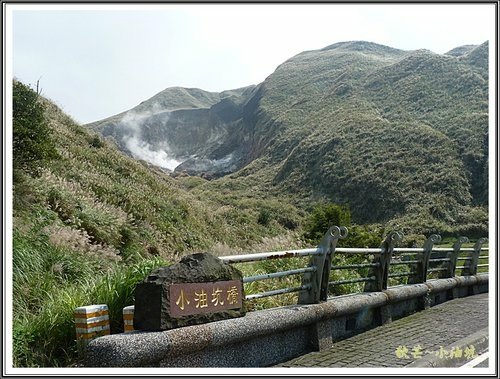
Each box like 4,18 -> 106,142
241,42 -> 485,223
14,82 -> 298,262
87,41 -> 488,229
13,81 -> 308,367
87,85 -> 256,172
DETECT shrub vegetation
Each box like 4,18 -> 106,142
11,81 -> 300,367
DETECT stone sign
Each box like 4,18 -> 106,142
169,280 -> 243,317
134,252 -> 246,331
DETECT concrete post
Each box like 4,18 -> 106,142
448,236 -> 469,278
364,231 -> 402,292
408,234 -> 441,284
463,238 -> 488,276
298,225 -> 348,304
74,304 -> 110,356
447,236 -> 469,299
123,305 -> 135,333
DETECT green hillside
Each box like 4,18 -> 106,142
13,80 -> 306,266
260,42 -> 488,225
88,40 -> 488,235
11,80 -> 300,367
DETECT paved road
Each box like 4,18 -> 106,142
475,357 -> 489,368
460,353 -> 489,368
277,293 -> 489,368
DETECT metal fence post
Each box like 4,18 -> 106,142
298,225 -> 348,304
447,236 -> 469,278
364,231 -> 402,292
408,234 -> 441,284
463,238 -> 488,276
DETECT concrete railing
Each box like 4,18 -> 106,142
79,227 -> 489,367
84,273 -> 488,367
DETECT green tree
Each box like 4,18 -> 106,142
13,80 -> 57,181
304,202 -> 351,243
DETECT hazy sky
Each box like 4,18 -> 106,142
8,3 -> 496,124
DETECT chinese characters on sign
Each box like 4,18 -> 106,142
169,280 -> 243,317
395,344 -> 478,360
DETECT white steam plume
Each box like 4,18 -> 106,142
124,135 -> 181,171
120,104 -> 181,171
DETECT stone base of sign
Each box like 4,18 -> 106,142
134,253 -> 245,331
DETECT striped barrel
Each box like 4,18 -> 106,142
123,305 -> 134,333
74,304 -> 110,350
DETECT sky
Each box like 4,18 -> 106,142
7,3 -> 497,124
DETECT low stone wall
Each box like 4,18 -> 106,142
85,273 -> 488,367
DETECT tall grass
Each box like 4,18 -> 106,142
12,225 -> 168,367
11,83 -> 307,367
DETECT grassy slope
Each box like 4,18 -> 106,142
25,95 -> 303,255
12,88 -> 301,367
196,41 -> 488,235
87,41 -> 488,235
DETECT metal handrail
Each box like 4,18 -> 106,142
245,284 -> 311,300
460,247 -> 489,252
329,276 -> 375,286
393,248 -> 425,253
335,248 -> 383,254
243,267 -> 317,283
219,248 -> 322,264
390,260 -> 419,265
221,230 -> 488,303
429,258 -> 451,262
219,248 -> 323,301
388,271 -> 416,278
331,263 -> 380,270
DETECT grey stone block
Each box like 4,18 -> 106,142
134,253 -> 245,331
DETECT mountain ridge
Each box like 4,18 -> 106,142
86,40 -> 488,229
